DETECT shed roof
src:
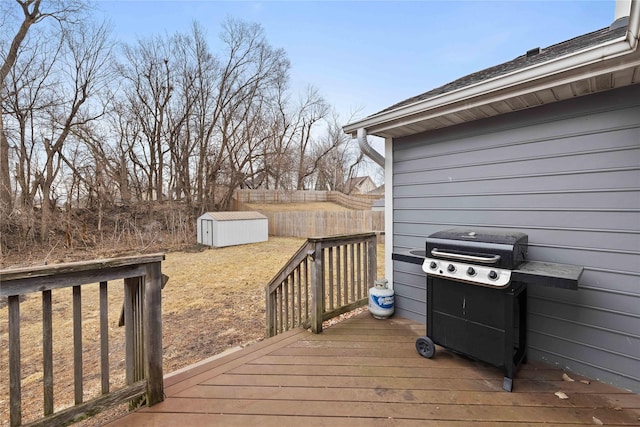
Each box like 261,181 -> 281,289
202,211 -> 267,221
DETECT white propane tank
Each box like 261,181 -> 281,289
369,279 -> 394,319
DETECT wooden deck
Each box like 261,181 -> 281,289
104,313 -> 640,426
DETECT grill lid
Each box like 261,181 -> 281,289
427,228 -> 527,245
426,228 -> 528,271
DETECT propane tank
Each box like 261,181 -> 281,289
368,279 -> 394,319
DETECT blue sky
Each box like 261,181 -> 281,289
97,0 -> 616,125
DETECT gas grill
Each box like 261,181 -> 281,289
416,228 -> 529,392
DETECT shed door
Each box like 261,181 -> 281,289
202,219 -> 214,246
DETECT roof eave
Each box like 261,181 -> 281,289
343,4 -> 640,139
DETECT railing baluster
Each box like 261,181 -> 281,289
296,265 -> 302,326
350,244 -> 355,303
368,236 -> 377,291
43,290 -> 54,415
336,246 -> 342,307
357,242 -> 362,299
278,286 -> 283,334
73,285 -> 83,405
343,244 -> 348,304
284,276 -> 290,331
304,258 -> 309,321
99,281 -> 109,395
124,278 -> 135,387
311,240 -> 324,333
9,295 -> 21,427
328,247 -> 334,310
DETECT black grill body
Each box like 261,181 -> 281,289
418,228 -> 529,392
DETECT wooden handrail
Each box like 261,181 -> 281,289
1,254 -> 165,427
265,233 -> 377,336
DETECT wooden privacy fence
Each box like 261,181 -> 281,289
0,254 -> 165,427
233,189 -> 381,210
264,211 -> 384,239
265,233 -> 378,337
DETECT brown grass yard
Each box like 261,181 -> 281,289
0,237 -> 385,426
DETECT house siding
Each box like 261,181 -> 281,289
392,84 -> 640,392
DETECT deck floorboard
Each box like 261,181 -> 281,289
104,313 -> 640,427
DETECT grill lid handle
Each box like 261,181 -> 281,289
430,248 -> 501,264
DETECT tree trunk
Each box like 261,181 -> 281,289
0,122 -> 11,211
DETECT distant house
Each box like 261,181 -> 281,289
343,176 -> 377,195
344,2 -> 640,392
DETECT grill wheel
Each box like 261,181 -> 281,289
416,336 -> 435,358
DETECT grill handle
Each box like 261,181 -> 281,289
430,248 -> 501,264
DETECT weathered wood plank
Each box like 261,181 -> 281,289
144,262 -> 164,406
321,298 -> 367,321
108,412 -> 564,427
73,285 -> 83,404
163,328 -> 309,396
100,281 -> 110,395
0,264 -> 146,297
267,345 -> 419,358
310,241 -> 324,333
0,253 -> 165,281
227,363 -> 510,380
24,381 -> 147,427
8,295 -> 21,427
124,277 -> 136,389
127,396 -> 640,424
42,290 -> 54,415
176,384 -> 636,410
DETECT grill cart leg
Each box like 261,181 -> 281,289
502,283 -> 528,392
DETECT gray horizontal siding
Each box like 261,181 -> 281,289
392,84 -> 640,392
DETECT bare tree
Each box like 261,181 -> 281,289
2,16 -> 112,241
291,86 -> 331,189
194,18 -> 289,210
0,0 -> 85,219
314,112 -> 365,192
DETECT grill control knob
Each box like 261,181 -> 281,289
488,270 -> 499,280
467,267 -> 476,276
447,264 -> 456,273
430,261 -> 437,269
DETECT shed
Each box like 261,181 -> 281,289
344,2 -> 640,392
197,211 -> 268,248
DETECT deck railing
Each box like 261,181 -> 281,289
0,254 -> 165,427
265,233 -> 377,336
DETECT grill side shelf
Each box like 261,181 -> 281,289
512,261 -> 582,290
392,250 -> 426,265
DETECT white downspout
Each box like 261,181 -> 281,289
356,128 -> 394,290
357,128 -> 385,168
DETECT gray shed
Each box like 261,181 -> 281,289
197,211 -> 268,248
344,4 -> 640,392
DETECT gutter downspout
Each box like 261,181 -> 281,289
357,128 -> 385,168
628,0 -> 640,50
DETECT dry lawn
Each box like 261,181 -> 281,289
0,237 -> 385,427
